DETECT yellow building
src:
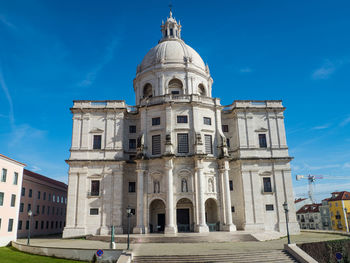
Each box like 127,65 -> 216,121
328,191 -> 350,232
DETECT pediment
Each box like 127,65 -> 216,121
90,128 -> 104,133
255,127 -> 268,132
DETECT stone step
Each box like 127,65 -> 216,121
132,250 -> 298,263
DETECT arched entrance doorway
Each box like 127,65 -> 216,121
176,198 -> 194,232
149,199 -> 166,233
205,198 -> 219,231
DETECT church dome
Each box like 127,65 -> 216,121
140,39 -> 206,72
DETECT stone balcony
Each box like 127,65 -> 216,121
139,94 -> 219,107
222,100 -> 284,112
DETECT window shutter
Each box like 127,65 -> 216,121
177,133 -> 189,153
204,135 -> 213,154
152,135 -> 161,155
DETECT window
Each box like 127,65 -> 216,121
266,204 -> 274,211
21,187 -> 25,196
222,125 -> 228,132
13,172 -> 18,185
177,133 -> 189,153
177,115 -> 188,123
128,182 -> 136,193
93,135 -> 102,149
47,206 -> 50,215
52,207 -> 55,215
231,206 -> 235,212
36,205 -> 40,214
259,134 -> 267,148
53,195 -> 55,202
29,189 -> 32,198
204,135 -> 213,154
41,221 -> 44,229
131,208 -> 136,215
152,117 -> 160,126
43,192 -> 46,200
26,220 -> 29,230
335,203 -> 338,207
38,191 -> 41,199
51,221 -> 54,228
27,203 -> 31,212
170,28 -> 173,36
46,221 -> 49,229
143,83 -> 153,98
10,194 -> 16,207
0,192 -> 3,206
171,90 -> 179,94
90,208 -> 99,215
129,139 -> 136,150
229,180 -> 233,191
61,196 -> 64,203
18,220 -> 22,230
42,205 -> 45,215
226,138 -> 230,148
152,135 -> 161,155
8,219 -> 13,232
35,221 -> 38,229
203,117 -> 211,125
20,203 -> 24,212
57,195 -> 60,203
297,215 -> 300,220
90,180 -> 100,196
1,168 -> 7,182
129,125 -> 136,133
263,177 -> 272,193
48,193 -> 51,202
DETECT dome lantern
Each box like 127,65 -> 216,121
160,9 -> 182,42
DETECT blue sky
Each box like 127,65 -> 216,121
0,0 -> 349,202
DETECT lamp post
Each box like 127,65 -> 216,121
110,225 -> 115,249
126,206 -> 132,250
283,202 -> 291,244
27,210 -> 33,245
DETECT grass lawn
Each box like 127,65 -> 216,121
0,246 -> 84,263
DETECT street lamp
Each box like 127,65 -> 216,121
283,202 -> 291,244
110,225 -> 115,249
27,210 -> 33,245
126,206 -> 132,250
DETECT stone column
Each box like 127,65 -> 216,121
220,161 -> 236,231
112,167 -> 124,234
164,158 -> 177,234
133,163 -> 145,234
99,172 -> 110,235
195,159 -> 209,233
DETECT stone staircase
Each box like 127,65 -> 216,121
132,250 -> 299,263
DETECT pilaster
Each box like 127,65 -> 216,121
195,158 -> 209,233
164,158 -> 177,234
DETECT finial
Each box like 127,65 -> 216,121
169,2 -> 173,18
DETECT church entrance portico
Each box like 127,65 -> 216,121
149,199 -> 166,233
176,198 -> 194,232
205,198 -> 219,231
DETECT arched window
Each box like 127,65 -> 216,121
198,84 -> 206,96
143,83 -> 152,98
181,178 -> 188,192
168,78 -> 183,95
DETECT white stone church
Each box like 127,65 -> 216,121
63,11 -> 300,238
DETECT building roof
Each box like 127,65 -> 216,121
295,198 -> 307,203
328,191 -> 350,201
23,169 -> 67,189
0,153 -> 26,167
296,203 -> 321,214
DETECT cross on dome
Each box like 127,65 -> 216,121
160,8 -> 182,42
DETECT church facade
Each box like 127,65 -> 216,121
63,12 -> 300,237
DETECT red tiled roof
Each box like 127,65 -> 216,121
294,198 -> 307,203
0,153 -> 26,166
328,191 -> 350,201
23,169 -> 67,189
296,203 -> 321,214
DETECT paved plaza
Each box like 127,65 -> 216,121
16,231 -> 349,257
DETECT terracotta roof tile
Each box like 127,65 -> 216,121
296,203 -> 321,214
328,191 -> 350,201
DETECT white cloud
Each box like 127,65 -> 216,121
30,165 -> 42,172
0,68 -> 15,129
0,14 -> 16,30
312,60 -> 336,80
239,67 -> 253,73
78,37 -> 119,87
344,162 -> 350,169
304,163 -> 341,171
311,124 -> 329,130
340,116 -> 350,127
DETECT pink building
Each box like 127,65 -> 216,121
0,154 -> 25,246
17,169 -> 68,238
